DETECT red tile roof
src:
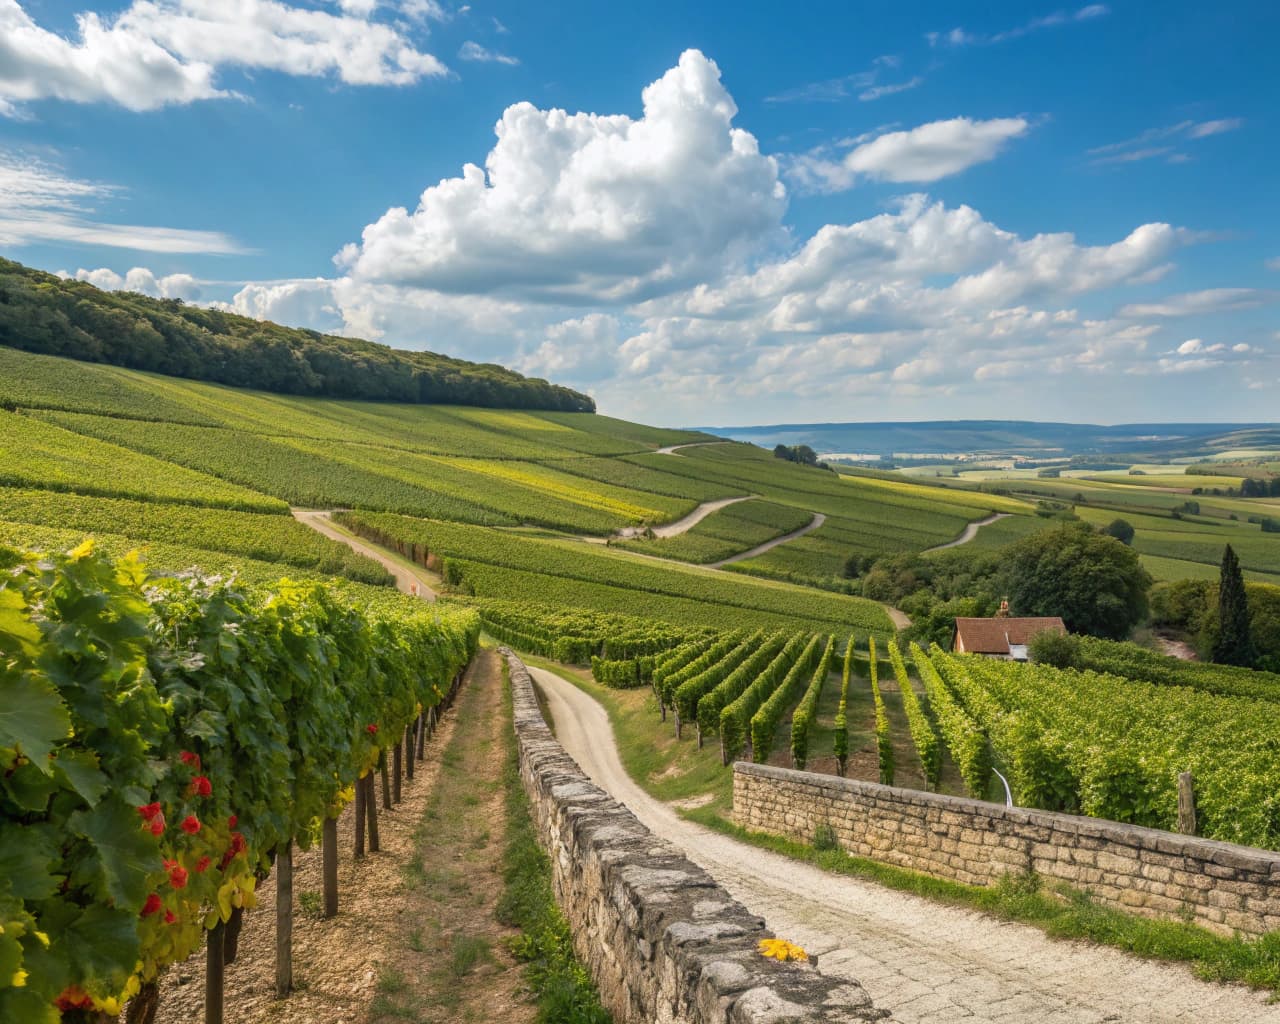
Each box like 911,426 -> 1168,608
953,616 -> 1067,655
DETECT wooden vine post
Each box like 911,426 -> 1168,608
276,841 -> 293,997
393,740 -> 403,802
1177,771 -> 1197,835
322,816 -> 338,917
379,750 -> 392,810
205,921 -> 225,1024
222,907 -> 244,964
403,723 -> 414,780
354,772 -> 367,858
365,774 -> 381,852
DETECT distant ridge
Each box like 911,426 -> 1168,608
0,257 -> 594,412
696,420 -> 1280,458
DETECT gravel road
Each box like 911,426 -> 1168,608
292,508 -> 438,600
528,664 -> 1277,1024
708,511 -> 827,568
923,512 -> 1012,553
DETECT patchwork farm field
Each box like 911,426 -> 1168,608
883,459 -> 1280,581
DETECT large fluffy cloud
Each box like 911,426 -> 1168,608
0,0 -> 446,115
336,49 -> 787,303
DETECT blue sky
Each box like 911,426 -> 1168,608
2,0 -> 1277,425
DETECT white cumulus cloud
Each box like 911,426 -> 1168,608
0,0 -> 446,116
337,49 -> 787,303
62,265 -> 204,300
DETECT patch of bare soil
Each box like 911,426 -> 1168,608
152,649 -> 534,1024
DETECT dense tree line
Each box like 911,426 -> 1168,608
772,444 -> 833,470
0,258 -> 594,411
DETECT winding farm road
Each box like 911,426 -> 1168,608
708,511 -> 827,568
291,508 -> 439,600
528,664 -> 1275,1024
654,440 -> 731,456
923,512 -> 1012,553
648,495 -> 756,538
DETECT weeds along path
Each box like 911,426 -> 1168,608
292,507 -> 440,600
154,651 -> 533,1024
527,664 -> 1276,1024
922,512 -> 1012,553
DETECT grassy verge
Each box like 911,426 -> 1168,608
527,655 -> 1280,997
497,662 -> 612,1024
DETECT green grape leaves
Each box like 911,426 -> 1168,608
0,673 -> 72,770
0,825 -> 60,901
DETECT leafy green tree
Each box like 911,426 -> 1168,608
1213,545 -> 1255,666
1104,518 -> 1135,545
1028,629 -> 1082,668
900,595 -> 981,649
1002,522 -> 1151,639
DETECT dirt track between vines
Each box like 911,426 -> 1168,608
923,512 -> 1013,553
152,651 -> 531,1024
528,663 -> 1276,1024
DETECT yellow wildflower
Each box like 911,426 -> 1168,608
758,938 -> 808,962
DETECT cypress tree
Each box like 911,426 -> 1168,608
1214,544 -> 1254,667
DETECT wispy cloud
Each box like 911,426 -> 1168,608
928,5 -> 1108,48
1119,288 -> 1277,318
858,77 -> 924,102
1087,118 -> 1243,166
458,40 -> 518,65
767,55 -> 922,104
0,149 -> 244,254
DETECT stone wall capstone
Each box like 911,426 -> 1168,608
734,762 -> 1280,938
503,650 -> 891,1024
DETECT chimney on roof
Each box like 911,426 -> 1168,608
997,598 -> 1010,618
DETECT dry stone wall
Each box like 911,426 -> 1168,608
503,650 -> 891,1024
734,762 -> 1280,938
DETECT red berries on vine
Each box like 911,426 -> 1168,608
141,894 -> 162,917
180,751 -> 201,768
366,723 -> 379,736
189,775 -> 212,797
164,860 -> 189,889
180,815 -> 201,835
